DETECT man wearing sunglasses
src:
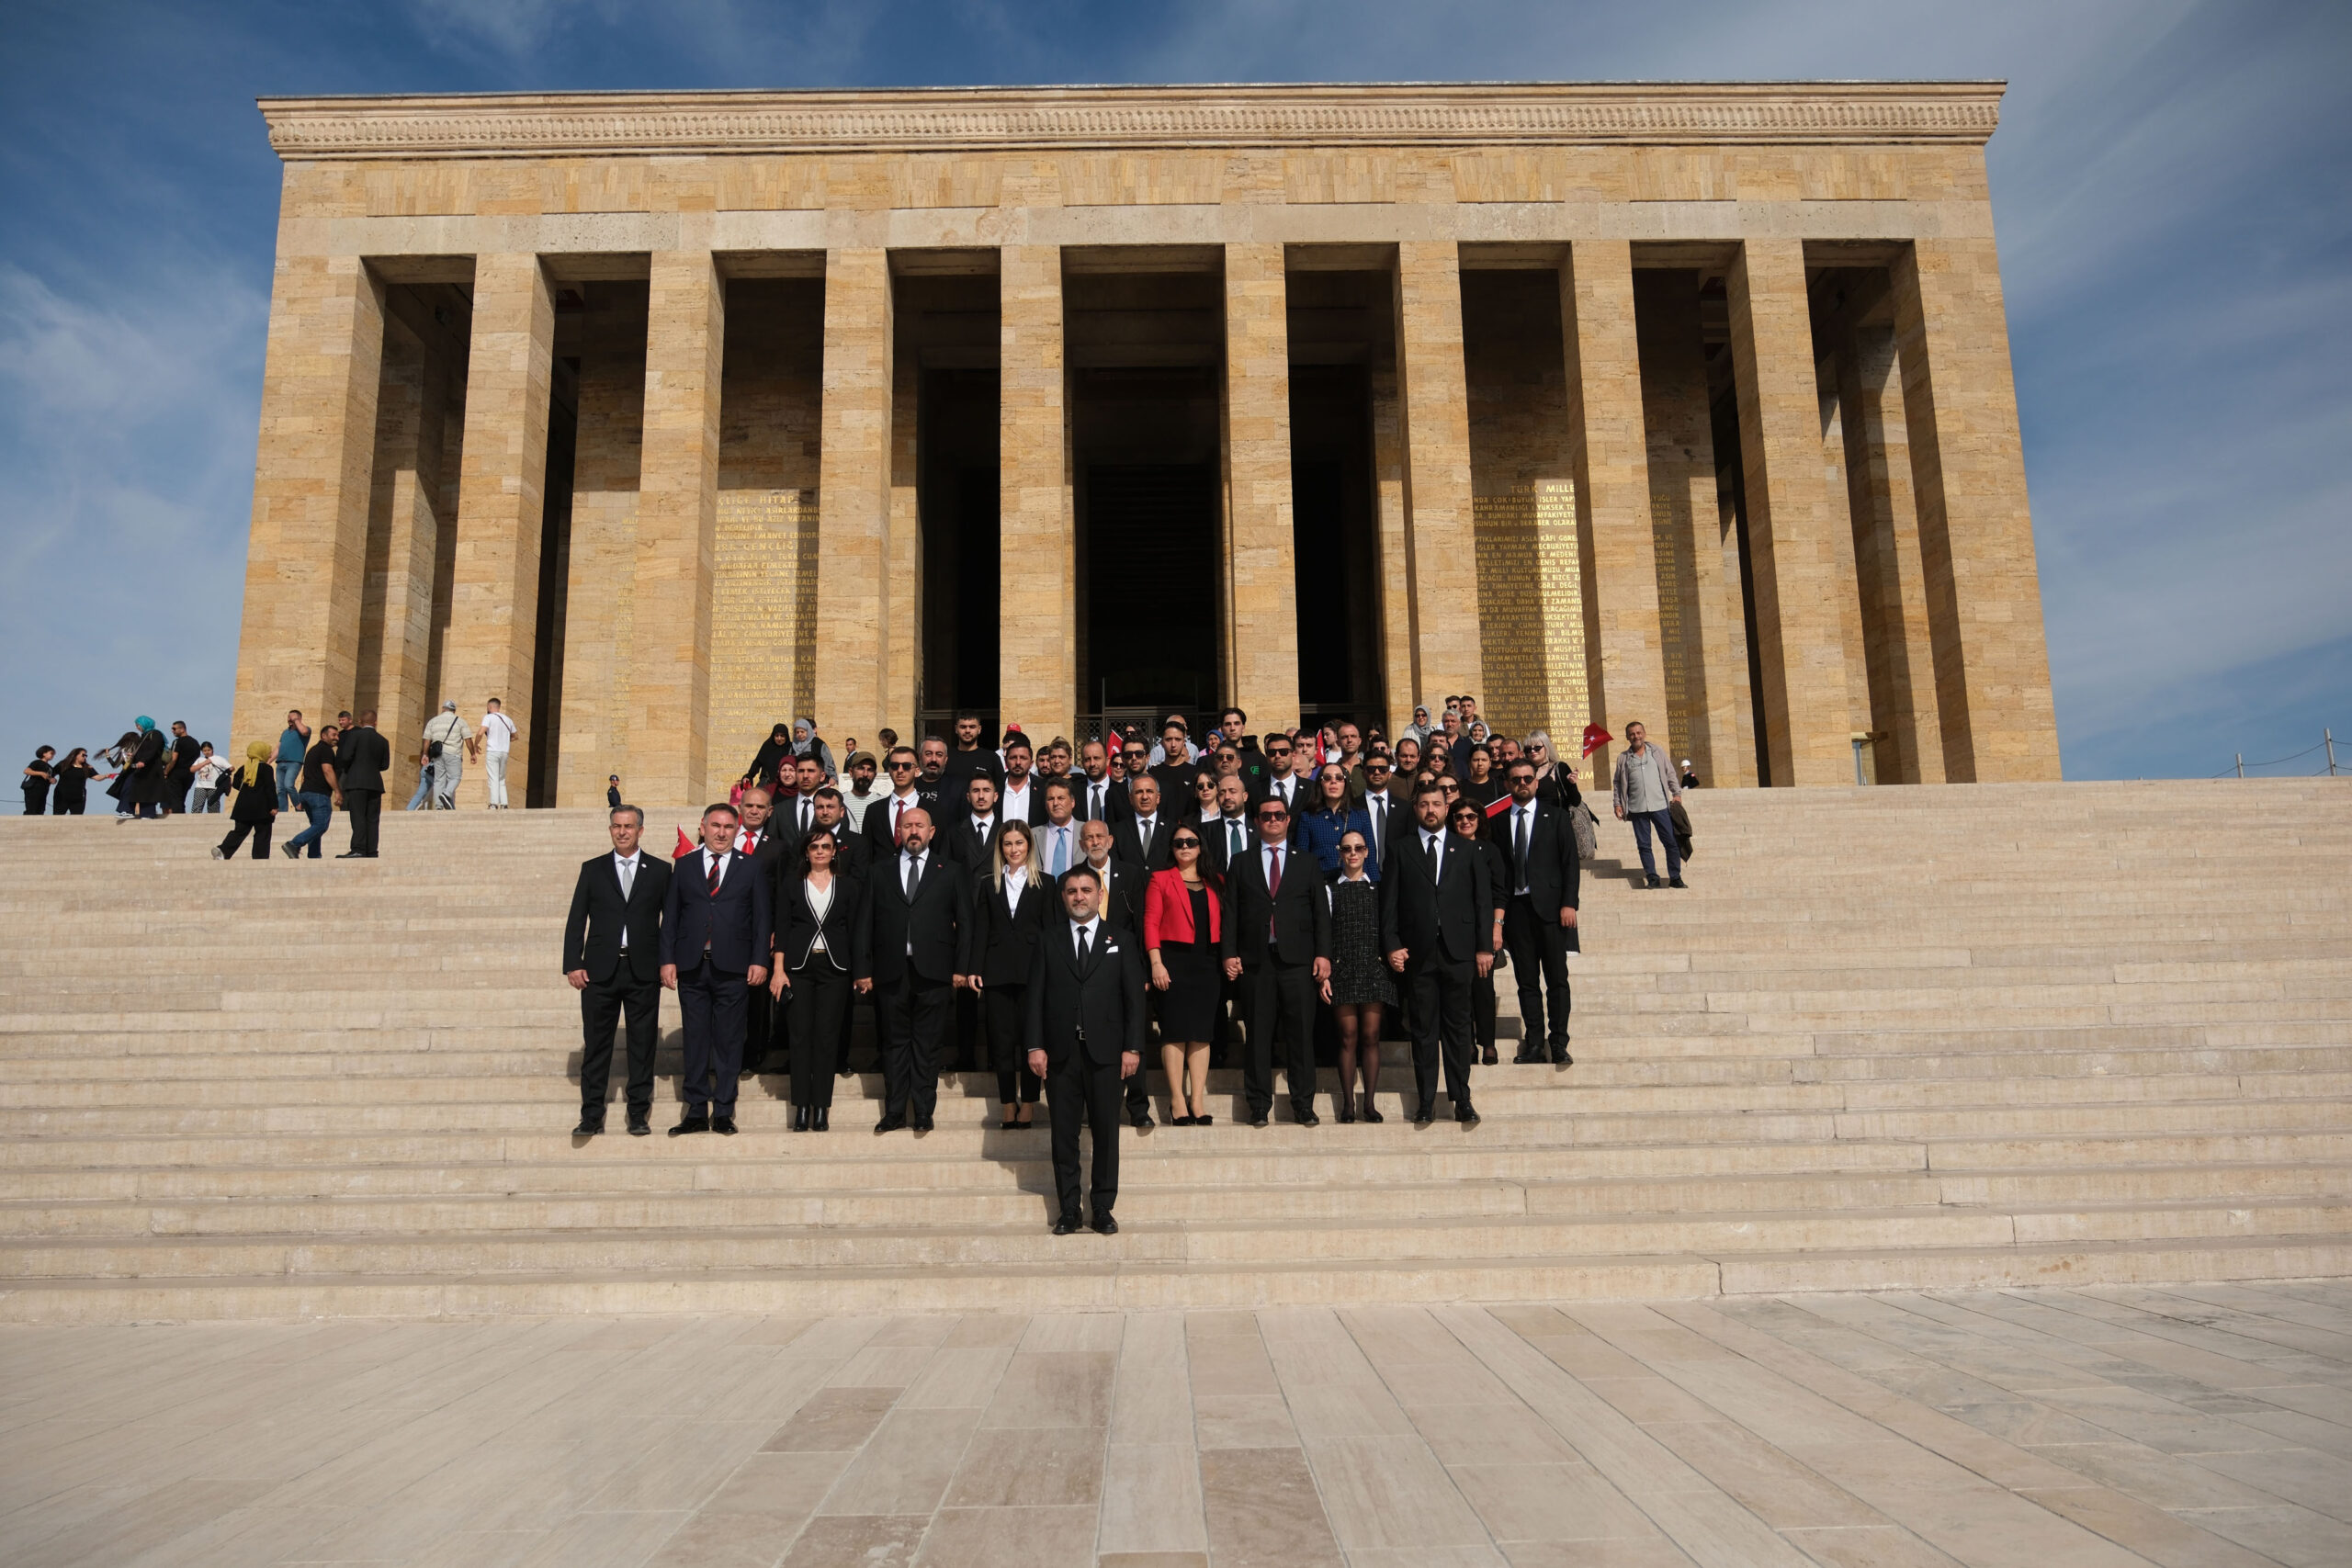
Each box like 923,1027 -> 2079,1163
1486,759 -> 1579,1065
1382,782 -> 1494,1125
862,746 -> 929,846
1222,798 -> 1331,1126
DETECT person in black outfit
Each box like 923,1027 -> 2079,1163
741,724 -> 795,793
1024,864 -> 1147,1235
769,828 -> 863,1131
659,803 -> 772,1136
163,722 -> 198,815
730,787 -> 791,1074
854,807 -> 969,1133
49,749 -> 96,816
1451,799 -> 1511,1065
1485,758 -> 1580,1065
1382,783 -> 1494,1125
563,806 -> 671,1136
938,712 -> 1004,803
123,718 -> 167,820
1069,818 -> 1156,1133
1221,795 -> 1331,1127
967,820 -> 1049,1130
1114,775 -> 1175,871
334,713 -> 391,857
210,742 -> 279,860
21,748 -> 55,816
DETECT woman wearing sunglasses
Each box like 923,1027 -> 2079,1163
1451,799 -> 1510,1065
1324,829 -> 1395,1121
1145,826 -> 1223,1124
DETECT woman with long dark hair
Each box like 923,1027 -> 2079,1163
967,820 -> 1046,1130
769,829 -> 864,1131
50,749 -> 96,816
1295,762 -> 1373,880
1145,826 -> 1221,1124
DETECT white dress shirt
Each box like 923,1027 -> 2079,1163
1001,779 -> 1032,822
1071,914 -> 1101,959
612,851 -> 641,951
1509,800 -> 1535,896
1003,863 -> 1029,911
1085,778 -> 1110,819
1039,820 -> 1077,875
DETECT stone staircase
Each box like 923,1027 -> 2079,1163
0,778 -> 2344,1321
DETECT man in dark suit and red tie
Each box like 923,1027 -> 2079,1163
563,805 -> 673,1137
1221,794 -> 1331,1127
660,803 -> 772,1137
1025,864 -> 1147,1235
854,807 -> 970,1133
1383,782 -> 1495,1126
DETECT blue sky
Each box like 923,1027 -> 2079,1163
4,0 -> 2346,781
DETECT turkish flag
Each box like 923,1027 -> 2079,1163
1581,723 -> 1613,759
673,825 -> 695,860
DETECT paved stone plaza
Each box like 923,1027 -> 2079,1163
6,1285 -> 2352,1567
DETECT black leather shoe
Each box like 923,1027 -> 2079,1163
812,1108 -> 829,1132
571,1117 -> 604,1137
1334,1100 -> 1355,1124
1131,1111 -> 1154,1133
875,1113 -> 906,1134
626,1114 -> 650,1136
1455,1105 -> 1482,1126
1361,1104 -> 1384,1124
1482,1047 -> 1498,1066
1250,1114 -> 1270,1128
793,1107 -> 809,1132
1551,1043 -> 1573,1066
911,1117 -> 934,1133
1091,1213 -> 1118,1235
1412,1102 -> 1435,1125
1053,1214 -> 1082,1235
1668,876 -> 1688,889
335,851 -> 364,859
1644,874 -> 1662,889
669,1114 -> 710,1136
1295,1110 -> 1319,1127
711,1115 -> 737,1135
1513,1050 -> 1544,1065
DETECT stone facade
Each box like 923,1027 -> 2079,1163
234,82 -> 2060,806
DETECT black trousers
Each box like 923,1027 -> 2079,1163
216,820 -> 272,860
1238,956 -> 1318,1118
1472,966 -> 1498,1054
345,790 -> 382,855
744,975 -> 784,1075
1047,1048 -> 1125,1220
985,984 -> 1041,1105
580,968 -> 661,1119
677,957 -> 750,1115
877,972 -> 953,1122
1502,896 -> 1572,1051
1406,953 -> 1476,1113
786,964 -> 851,1109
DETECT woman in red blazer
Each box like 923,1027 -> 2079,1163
1144,829 -> 1223,1124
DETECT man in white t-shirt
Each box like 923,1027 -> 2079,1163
480,697 -> 517,809
421,701 -> 470,809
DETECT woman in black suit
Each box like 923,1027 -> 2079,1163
768,829 -> 865,1130
1451,798 -> 1510,1065
966,820 -> 1048,1130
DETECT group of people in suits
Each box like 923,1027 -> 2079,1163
560,703 -> 1591,1235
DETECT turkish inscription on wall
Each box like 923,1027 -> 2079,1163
708,488 -> 818,783
1473,481 -> 1589,740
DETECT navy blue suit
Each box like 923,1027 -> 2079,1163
660,848 -> 773,1117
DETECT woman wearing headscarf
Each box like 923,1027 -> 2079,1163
792,718 -> 836,781
742,724 -> 794,792
211,743 -> 280,860
123,717 -> 167,821
1402,704 -> 1435,747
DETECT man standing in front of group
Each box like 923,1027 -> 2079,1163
565,806 -> 672,1136
1384,782 -> 1493,1125
1611,719 -> 1687,889
1488,758 -> 1579,1064
854,807 -> 968,1133
1025,864 -> 1146,1235
660,804 -> 771,1136
480,697 -> 517,809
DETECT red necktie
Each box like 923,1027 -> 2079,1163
1265,848 -> 1282,941
707,853 -> 724,896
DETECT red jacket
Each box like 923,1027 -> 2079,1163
1144,867 -> 1222,949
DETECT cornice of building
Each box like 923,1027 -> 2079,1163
258,81 -> 2004,161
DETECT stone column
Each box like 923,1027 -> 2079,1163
627,250 -> 724,808
1890,238 -> 2061,783
1000,244 -> 1075,741
1392,243 -> 1484,710
1223,243 -> 1300,730
556,286 -> 649,807
814,248 -> 895,747
1634,271 -> 1750,787
1725,240 -> 1854,786
1816,366 -> 1876,773
1836,320 -> 1944,784
1561,242 -> 1668,776
443,252 -> 555,793
1370,366 -> 1415,739
230,253 -> 385,750
356,309 -> 449,800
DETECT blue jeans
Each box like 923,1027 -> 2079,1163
286,792 -> 334,857
406,764 -> 435,810
1629,808 -> 1681,882
275,760 -> 301,809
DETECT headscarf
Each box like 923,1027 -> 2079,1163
134,716 -> 155,732
241,740 -> 270,788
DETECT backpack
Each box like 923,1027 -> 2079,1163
1569,800 -> 1598,863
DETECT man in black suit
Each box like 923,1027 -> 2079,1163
1074,740 -> 1125,826
1201,774 -> 1254,876
563,806 -> 673,1136
803,785 -> 870,876
862,746 -> 928,846
732,787 -> 791,1074
1024,864 -> 1147,1235
1486,758 -> 1579,1065
1221,796 -> 1331,1126
1383,782 -> 1494,1125
1257,731 -> 1305,818
998,736 -> 1047,827
1066,818 -> 1154,1131
945,773 -> 1003,870
334,710 -> 391,858
854,807 -> 969,1132
659,803 -> 772,1136
1114,775 -> 1174,871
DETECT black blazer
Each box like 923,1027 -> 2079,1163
1199,814 -> 1256,878
735,824 -> 793,898
1221,841 -> 1331,968
1023,920 -> 1148,1067
1113,812 -> 1175,872
225,767 -> 277,827
564,852 -> 672,985
944,813 -> 1004,871
1256,773 -> 1306,819
1073,775 -> 1127,825
1484,798 -> 1582,917
1062,860 -> 1143,936
1380,827 -> 1494,964
967,874 -> 1050,987
774,870 -> 864,974
659,850 -> 773,974
334,727 -> 390,791
860,792 -> 928,846
996,780 -> 1051,828
856,847 -> 968,986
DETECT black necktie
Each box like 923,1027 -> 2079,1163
1514,807 -> 1530,887
1076,925 -> 1091,964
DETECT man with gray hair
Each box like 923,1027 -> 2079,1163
563,806 -> 672,1136
421,699 -> 470,809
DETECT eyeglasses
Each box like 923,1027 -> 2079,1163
1259,810 -> 1289,822
1340,843 -> 1368,854
1268,746 -> 1292,757
1170,836 -> 1200,850
887,761 -> 915,772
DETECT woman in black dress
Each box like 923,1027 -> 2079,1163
1145,828 -> 1221,1124
1452,799 -> 1510,1065
210,742 -> 278,860
770,829 -> 863,1131
21,748 -> 55,816
1325,829 -> 1395,1122
967,821 -> 1047,1130
50,750 -> 96,816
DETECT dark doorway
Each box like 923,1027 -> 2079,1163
1288,363 -> 1382,718
1083,457 -> 1218,712
905,266 -> 1004,738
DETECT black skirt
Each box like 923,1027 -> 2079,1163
1156,934 -> 1221,1042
